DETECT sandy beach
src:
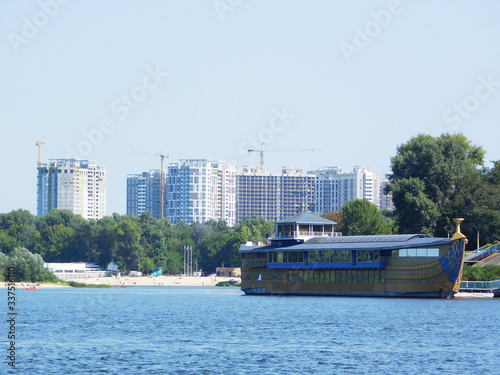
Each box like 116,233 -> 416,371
1,276 -> 240,289
67,275 -> 240,287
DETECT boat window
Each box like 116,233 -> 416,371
427,248 -> 439,257
346,270 -> 352,283
277,252 -> 283,263
319,271 -> 325,283
314,271 -> 320,283
272,274 -> 278,281
397,248 -> 440,257
298,252 -> 304,262
325,270 -> 330,283
246,274 -> 252,280
298,270 -> 304,283
304,271 -> 309,283
352,270 -> 357,283
331,270 -> 336,282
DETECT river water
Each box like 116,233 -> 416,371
5,286 -> 500,374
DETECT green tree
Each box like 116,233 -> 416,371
140,257 -> 155,274
0,209 -> 35,230
0,252 -> 7,281
114,218 -> 143,271
388,133 -> 484,236
341,199 -> 393,236
5,247 -> 46,282
390,178 -> 440,235
321,211 -> 344,233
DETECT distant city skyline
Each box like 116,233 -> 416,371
2,1 -> 499,215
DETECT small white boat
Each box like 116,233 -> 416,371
454,292 -> 494,298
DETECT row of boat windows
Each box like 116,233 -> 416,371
392,248 -> 440,257
243,248 -> 441,262
267,250 -> 379,263
246,269 -> 385,283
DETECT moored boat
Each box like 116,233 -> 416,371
239,212 -> 466,298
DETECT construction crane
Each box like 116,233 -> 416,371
133,150 -> 171,219
247,144 -> 320,172
36,138 -> 46,165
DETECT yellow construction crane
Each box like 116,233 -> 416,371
133,150 -> 171,219
247,144 -> 320,172
36,138 -> 46,165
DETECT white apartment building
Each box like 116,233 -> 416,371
165,159 -> 236,226
37,159 -> 107,220
315,166 -> 379,213
236,166 -> 316,223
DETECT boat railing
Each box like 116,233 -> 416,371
275,231 -> 342,238
460,280 -> 500,290
464,244 -> 500,261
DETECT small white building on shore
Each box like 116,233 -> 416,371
45,262 -> 109,279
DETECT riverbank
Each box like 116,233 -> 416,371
1,276 -> 241,289
1,282 -> 70,289
65,275 -> 241,287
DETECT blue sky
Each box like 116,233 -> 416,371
1,0 -> 499,215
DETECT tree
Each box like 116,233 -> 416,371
114,218 -> 143,271
388,133 -> 484,236
341,199 -> 393,236
5,247 -> 46,282
390,178 -> 440,235
321,211 -> 344,234
140,257 -> 155,274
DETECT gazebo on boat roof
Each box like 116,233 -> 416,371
275,211 -> 339,239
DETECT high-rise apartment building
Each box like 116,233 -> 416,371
315,166 -> 379,213
165,159 -> 236,226
37,159 -> 107,220
126,170 -> 163,219
235,167 -> 316,223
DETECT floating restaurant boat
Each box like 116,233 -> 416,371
239,212 -> 466,298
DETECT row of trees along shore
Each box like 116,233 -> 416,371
0,133 -> 499,282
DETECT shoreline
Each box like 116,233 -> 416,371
66,275 -> 241,287
1,276 -> 241,289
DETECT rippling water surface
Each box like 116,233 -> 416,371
7,287 -> 500,374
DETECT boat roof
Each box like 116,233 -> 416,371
240,234 -> 451,252
276,211 -> 337,225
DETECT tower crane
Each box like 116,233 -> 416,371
133,150 -> 171,219
36,138 -> 46,165
247,143 -> 320,172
